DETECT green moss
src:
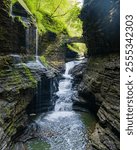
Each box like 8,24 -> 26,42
0,56 -> 37,97
6,119 -> 17,135
22,64 -> 37,85
3,107 -> 12,117
39,56 -> 48,67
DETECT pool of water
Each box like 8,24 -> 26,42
25,111 -> 95,150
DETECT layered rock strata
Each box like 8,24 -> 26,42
0,0 -> 36,54
0,55 -> 57,149
78,0 -> 120,149
78,54 -> 120,150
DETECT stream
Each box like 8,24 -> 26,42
20,59 -> 96,150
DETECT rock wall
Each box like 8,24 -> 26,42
0,54 -> 57,149
78,0 -> 120,149
0,1 -> 36,148
78,54 -> 120,150
80,0 -> 120,56
0,1 -> 56,149
39,32 -> 66,69
0,0 -> 36,55
39,32 -> 78,69
0,55 -> 37,149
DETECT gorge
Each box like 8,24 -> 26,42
0,0 -> 120,150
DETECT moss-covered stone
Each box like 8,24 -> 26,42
39,33 -> 66,69
0,55 -> 37,149
0,0 -> 36,55
0,52 -> 58,149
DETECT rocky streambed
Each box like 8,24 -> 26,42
0,54 -> 120,150
13,58 -> 97,150
0,0 -> 120,149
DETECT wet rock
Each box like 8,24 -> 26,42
78,53 -> 120,150
14,142 -> 26,150
65,48 -> 78,59
69,62 -> 87,80
72,96 -> 90,112
17,123 -> 39,143
80,0 -> 120,56
12,2 -> 31,17
91,123 -> 119,150
0,0 -> 36,55
39,33 -> 66,69
0,55 -> 57,149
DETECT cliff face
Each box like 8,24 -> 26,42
0,1 -> 35,148
0,54 -> 57,149
78,54 -> 120,150
39,32 -> 66,69
0,0 -> 36,54
80,0 -> 120,56
0,1 -> 56,149
0,55 -> 36,149
78,0 -> 120,149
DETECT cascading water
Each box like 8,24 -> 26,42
23,58 -> 95,150
10,1 -> 13,16
10,1 -> 12,16
9,1 -> 44,69
54,60 -> 82,111
24,27 -> 45,69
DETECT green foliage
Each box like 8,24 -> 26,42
65,4 -> 83,37
13,0 -> 83,36
67,43 -> 87,54
12,0 -> 17,4
22,64 -> 37,85
11,0 -> 84,53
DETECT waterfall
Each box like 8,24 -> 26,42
35,28 -> 39,62
24,27 -> 45,70
54,60 -> 83,111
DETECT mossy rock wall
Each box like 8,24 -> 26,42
0,54 -> 57,149
0,0 -> 36,55
39,32 -> 67,69
0,55 -> 37,149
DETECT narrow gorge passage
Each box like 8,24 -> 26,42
0,0 -> 120,149
21,58 -> 96,150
